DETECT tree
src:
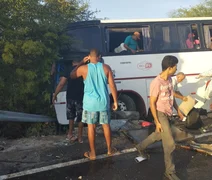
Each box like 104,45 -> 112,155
169,0 -> 212,17
0,0 -> 96,114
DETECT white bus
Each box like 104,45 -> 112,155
54,17 -> 212,125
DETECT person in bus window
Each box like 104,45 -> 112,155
71,49 -> 118,160
124,32 -> 141,54
186,33 -> 194,49
135,55 -> 183,180
197,68 -> 212,79
197,68 -> 212,100
172,72 -> 188,101
52,60 -> 84,143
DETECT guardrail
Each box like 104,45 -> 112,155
0,110 -> 56,123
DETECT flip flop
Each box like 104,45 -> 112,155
107,147 -> 117,156
66,134 -> 72,140
66,135 -> 78,142
78,139 -> 83,144
84,151 -> 96,160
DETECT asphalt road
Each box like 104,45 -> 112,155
11,149 -> 212,180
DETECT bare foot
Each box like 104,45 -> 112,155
84,151 -> 96,160
107,147 -> 117,156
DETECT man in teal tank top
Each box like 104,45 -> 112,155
71,49 -> 118,160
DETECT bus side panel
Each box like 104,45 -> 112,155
114,79 -> 148,110
54,91 -> 68,125
104,51 -> 212,112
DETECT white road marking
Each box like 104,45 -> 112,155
0,148 -> 137,180
195,132 -> 212,139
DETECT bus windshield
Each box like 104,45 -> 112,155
67,26 -> 102,53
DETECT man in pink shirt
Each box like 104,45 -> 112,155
136,55 -> 183,180
186,33 -> 194,49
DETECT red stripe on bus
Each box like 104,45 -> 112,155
185,73 -> 200,76
55,102 -> 66,104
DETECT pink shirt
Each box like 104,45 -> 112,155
186,39 -> 194,49
150,75 -> 174,116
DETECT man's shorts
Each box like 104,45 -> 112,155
82,110 -> 110,124
66,99 -> 82,122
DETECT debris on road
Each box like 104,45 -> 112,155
177,142 -> 212,156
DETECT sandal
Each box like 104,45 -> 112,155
107,147 -> 117,156
84,151 -> 96,160
66,135 -> 77,142
78,139 -> 83,144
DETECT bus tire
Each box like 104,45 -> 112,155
118,94 -> 136,111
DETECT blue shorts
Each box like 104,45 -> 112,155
66,99 -> 82,122
82,110 -> 110,124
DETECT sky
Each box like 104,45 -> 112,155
89,0 -> 202,19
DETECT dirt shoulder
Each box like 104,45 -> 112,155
0,127 -> 133,176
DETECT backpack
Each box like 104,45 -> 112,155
186,108 -> 203,129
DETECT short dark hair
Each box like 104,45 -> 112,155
90,48 -> 101,57
162,55 -> 178,71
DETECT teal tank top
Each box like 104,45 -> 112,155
83,62 -> 109,111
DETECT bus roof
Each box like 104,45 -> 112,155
67,17 -> 212,28
100,17 -> 212,23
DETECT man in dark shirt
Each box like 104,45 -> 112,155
52,60 -> 84,143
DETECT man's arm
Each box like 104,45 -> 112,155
197,69 -> 212,78
173,91 -> 187,101
149,96 -> 162,132
70,56 -> 89,79
52,77 -> 67,104
149,81 -> 163,132
173,98 -> 184,120
107,66 -> 118,110
70,64 -> 84,79
124,44 -> 136,53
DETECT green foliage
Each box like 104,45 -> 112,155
25,122 -> 56,137
0,0 -> 96,115
0,122 -> 57,138
169,0 -> 212,17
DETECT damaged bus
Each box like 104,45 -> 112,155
53,17 -> 212,124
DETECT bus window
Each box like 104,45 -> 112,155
106,26 -> 152,53
153,24 -> 179,51
67,26 -> 102,52
203,24 -> 212,49
177,24 -> 200,50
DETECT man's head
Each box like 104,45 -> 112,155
132,32 -> 140,40
188,33 -> 194,40
162,55 -> 178,76
89,49 -> 101,62
176,72 -> 185,83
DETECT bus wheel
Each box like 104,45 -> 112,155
118,94 -> 136,111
